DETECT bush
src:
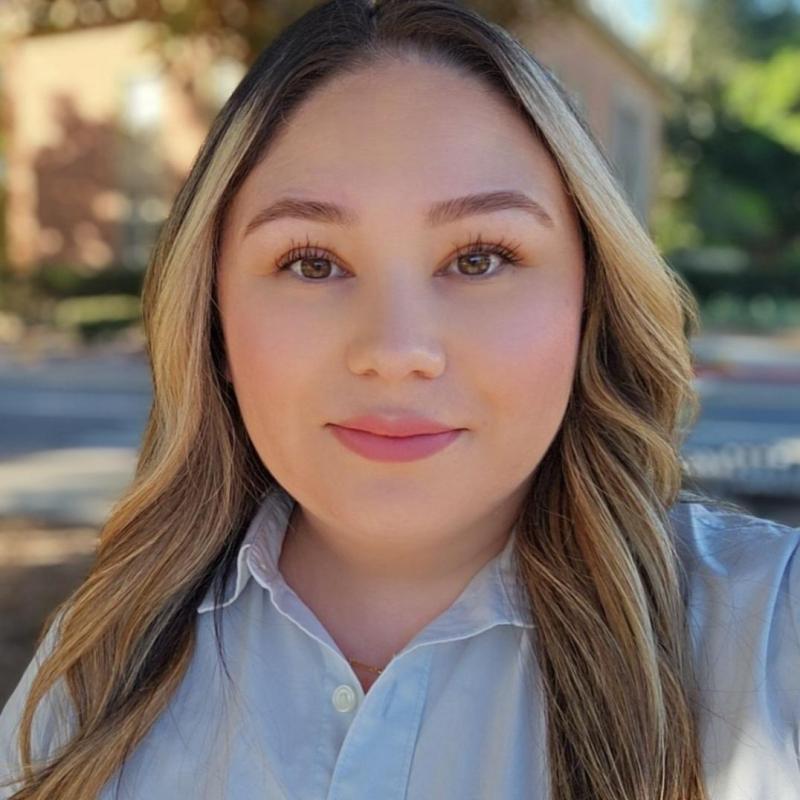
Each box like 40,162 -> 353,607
669,246 -> 800,301
700,292 -> 800,332
52,294 -> 142,343
32,264 -> 145,299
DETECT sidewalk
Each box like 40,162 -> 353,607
691,329 -> 800,383
0,447 -> 140,527
0,328 -> 148,527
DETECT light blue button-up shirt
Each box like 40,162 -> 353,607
2,487 -> 799,799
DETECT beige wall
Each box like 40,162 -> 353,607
1,22 -> 210,272
522,12 -> 667,225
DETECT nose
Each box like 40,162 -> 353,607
345,276 -> 446,381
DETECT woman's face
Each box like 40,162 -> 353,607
217,57 -> 585,555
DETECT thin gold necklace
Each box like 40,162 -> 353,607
347,651 -> 398,675
347,656 -> 384,675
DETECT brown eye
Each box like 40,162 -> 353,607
284,255 -> 339,280
274,245 -> 346,281
443,234 -> 524,281
273,234 -> 524,283
453,250 -> 504,279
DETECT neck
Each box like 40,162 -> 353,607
276,502 -> 519,671
280,501 -> 514,597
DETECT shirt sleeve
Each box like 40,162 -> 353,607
770,521 -> 800,739
665,501 -> 800,792
0,610 -> 75,798
789,529 -> 800,736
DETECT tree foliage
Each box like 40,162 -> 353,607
649,0 -> 800,301
11,0 -> 575,62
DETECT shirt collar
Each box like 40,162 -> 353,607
196,485 -> 534,635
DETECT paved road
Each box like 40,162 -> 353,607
1,333 -> 799,525
683,334 -> 800,501
688,378 -> 800,448
0,352 -> 151,459
0,347 -> 151,525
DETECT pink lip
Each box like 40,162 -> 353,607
328,425 -> 463,462
333,414 -> 458,437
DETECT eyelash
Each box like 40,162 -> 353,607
273,232 -> 524,283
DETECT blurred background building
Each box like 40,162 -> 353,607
0,0 -> 799,705
0,0 -> 669,277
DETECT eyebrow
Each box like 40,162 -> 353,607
242,189 -> 555,238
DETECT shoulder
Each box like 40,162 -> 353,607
668,498 -> 800,714
667,500 -> 800,788
666,498 -> 799,635
667,498 -> 799,587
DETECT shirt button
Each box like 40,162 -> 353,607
332,684 -> 357,712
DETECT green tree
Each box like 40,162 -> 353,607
648,0 -> 800,309
724,47 -> 800,152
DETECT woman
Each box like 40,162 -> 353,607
1,1 -> 798,798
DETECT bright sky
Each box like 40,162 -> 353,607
588,0 -> 659,44
590,0 -> 800,45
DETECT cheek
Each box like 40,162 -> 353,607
505,305 -> 578,401
221,277 -> 333,387
219,281 -> 331,470
468,283 -> 582,461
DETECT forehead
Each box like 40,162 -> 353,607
228,58 -> 573,229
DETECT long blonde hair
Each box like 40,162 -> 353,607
5,1 -> 727,797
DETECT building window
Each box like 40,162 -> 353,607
118,72 -> 165,268
122,73 -> 162,133
611,97 -> 649,224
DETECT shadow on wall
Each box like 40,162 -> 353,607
31,92 -> 185,270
